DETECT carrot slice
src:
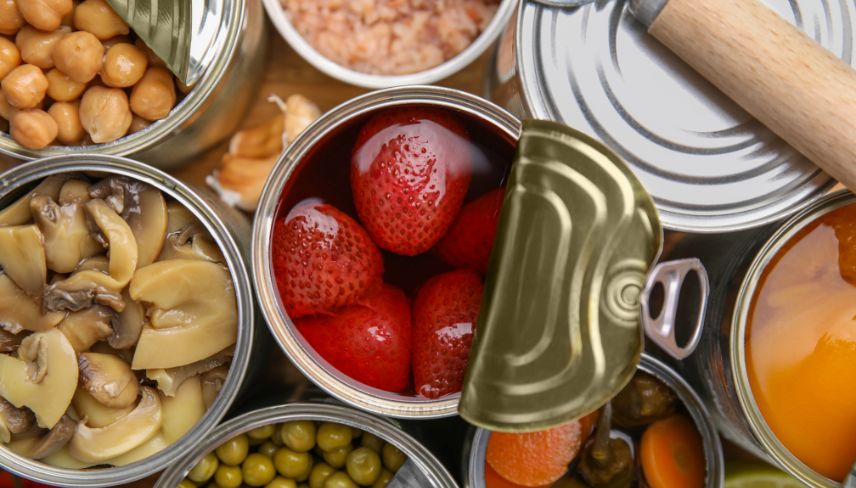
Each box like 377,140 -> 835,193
640,414 -> 706,488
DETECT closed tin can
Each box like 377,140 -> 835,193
0,155 -> 256,487
462,354 -> 725,487
154,402 -> 458,487
668,191 -> 856,487
487,0 -> 851,233
0,0 -> 266,170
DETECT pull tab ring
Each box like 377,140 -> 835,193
640,258 -> 708,360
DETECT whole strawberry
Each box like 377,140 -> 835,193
412,269 -> 483,399
435,188 -> 504,274
272,200 -> 383,319
351,107 -> 472,256
295,284 -> 411,392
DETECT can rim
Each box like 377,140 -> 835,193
731,190 -> 853,488
0,154 -> 255,487
463,354 -> 725,487
261,0 -> 517,89
154,402 -> 458,488
0,0 -> 244,161
252,85 -> 521,419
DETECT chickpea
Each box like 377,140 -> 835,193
52,31 -> 103,83
101,35 -> 131,50
0,36 -> 19,79
128,115 -> 150,134
100,42 -> 147,88
134,38 -> 165,68
79,85 -> 131,143
10,109 -> 57,149
45,68 -> 85,102
0,90 -> 14,119
17,0 -> 73,32
73,0 -> 128,40
2,64 -> 47,108
130,66 -> 175,121
48,101 -> 83,144
16,25 -> 69,70
0,0 -> 24,36
177,79 -> 194,95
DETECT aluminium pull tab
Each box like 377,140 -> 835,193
640,258 -> 708,360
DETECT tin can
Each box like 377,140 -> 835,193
667,191 -> 856,487
0,1 -> 267,170
252,86 -> 520,420
0,155 -> 256,487
154,402 -> 458,487
461,354 -> 725,487
486,0 -> 849,233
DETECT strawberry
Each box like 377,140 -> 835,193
295,284 -> 411,392
435,188 -> 505,274
351,107 -> 472,256
271,200 -> 383,319
412,269 -> 483,399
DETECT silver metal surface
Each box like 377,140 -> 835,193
462,354 -> 724,487
628,0 -> 667,27
155,403 -> 458,488
490,0 -> 850,233
252,86 -> 520,420
0,0 -> 266,170
641,258 -> 708,360
0,155 -> 256,487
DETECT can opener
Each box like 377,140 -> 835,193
535,0 -> 856,197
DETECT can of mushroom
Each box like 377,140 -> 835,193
0,154 -> 255,486
0,0 -> 266,170
154,402 -> 458,487
462,354 -> 725,487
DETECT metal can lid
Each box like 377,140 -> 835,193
517,0 -> 847,233
459,120 -> 659,432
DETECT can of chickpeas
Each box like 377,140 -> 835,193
0,154 -> 256,486
0,0 -> 266,169
462,354 -> 724,488
155,402 -> 458,488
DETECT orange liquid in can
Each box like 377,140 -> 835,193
747,203 -> 856,481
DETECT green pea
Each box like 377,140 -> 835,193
265,477 -> 297,488
281,420 -> 317,452
360,433 -> 384,453
317,423 -> 352,452
322,445 -> 353,469
249,424 -> 276,441
274,447 -> 313,478
216,434 -> 250,466
323,471 -> 357,488
309,462 -> 335,488
188,453 -> 219,483
178,480 -> 196,488
243,453 -> 277,487
259,440 -> 279,459
214,465 -> 243,488
381,443 -> 405,472
346,447 -> 382,485
371,469 -> 393,488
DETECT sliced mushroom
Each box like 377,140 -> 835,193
7,436 -> 40,457
106,433 -> 168,467
0,176 -> 67,226
89,341 -> 134,366
0,328 -> 22,353
161,376 -> 204,443
130,260 -> 237,370
43,199 -> 137,313
75,255 -> 109,273
41,446 -> 99,469
90,177 -> 167,267
0,274 -> 65,333
78,352 -> 139,408
58,179 -> 91,205
108,290 -> 143,350
0,397 -> 35,443
71,388 -> 133,429
57,306 -> 113,353
200,366 -> 228,409
68,386 -> 162,463
0,328 -> 78,429
30,196 -> 103,274
159,202 -> 223,263
147,346 -> 233,397
30,413 -> 75,459
0,225 -> 47,296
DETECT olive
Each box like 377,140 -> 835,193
274,447 -> 313,479
346,447 -> 382,485
371,469 -> 393,488
214,465 -> 243,488
259,441 -> 279,458
322,445 -> 353,469
317,422 -> 352,452
360,433 -> 384,453
178,480 -> 196,488
216,434 -> 250,466
309,462 -> 335,488
249,424 -> 276,441
323,472 -> 358,488
266,477 -> 298,488
281,420 -> 316,452
188,453 -> 219,483
381,444 -> 405,472
243,453 -> 277,487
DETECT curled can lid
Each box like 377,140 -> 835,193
459,119 -> 661,432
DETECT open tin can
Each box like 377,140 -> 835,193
0,155 -> 255,487
462,354 -> 725,487
0,0 -> 266,170
155,402 -> 458,487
